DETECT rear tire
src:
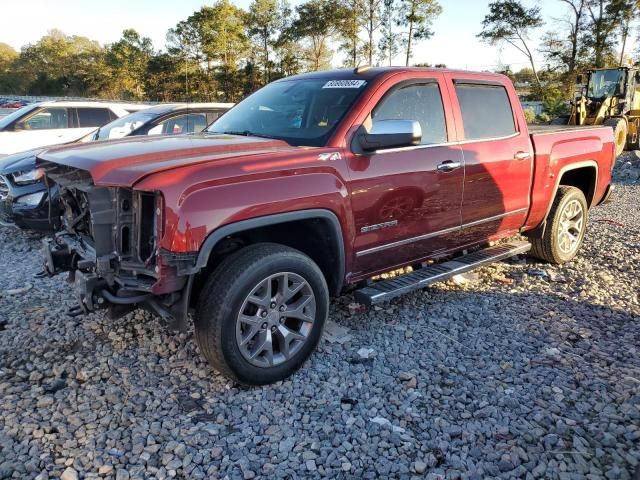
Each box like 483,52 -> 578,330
604,117 -> 628,157
194,243 -> 329,385
528,186 -> 588,265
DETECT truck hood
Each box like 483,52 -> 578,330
38,134 -> 296,187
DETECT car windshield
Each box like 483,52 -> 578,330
0,104 -> 39,131
96,111 -> 157,140
207,78 -> 368,147
588,69 -> 625,98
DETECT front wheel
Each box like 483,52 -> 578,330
195,243 -> 329,385
528,186 -> 588,264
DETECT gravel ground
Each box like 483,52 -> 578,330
1,153 -> 639,480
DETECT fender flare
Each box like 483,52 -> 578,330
194,208 -> 346,293
528,160 -> 598,239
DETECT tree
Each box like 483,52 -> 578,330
556,0 -> 587,74
290,0 -> 341,71
585,0 -> 619,67
272,0 -> 304,78
478,0 -> 544,89
0,43 -> 19,93
247,0 -> 280,83
378,0 -> 400,65
362,0 -> 383,65
16,30 -> 107,96
106,29 -> 154,100
336,0 -> 365,68
397,0 -> 442,66
609,0 -> 639,65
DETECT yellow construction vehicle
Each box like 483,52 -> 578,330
552,66 -> 640,157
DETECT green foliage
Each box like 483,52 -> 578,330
542,88 -> 569,116
396,0 -> 442,65
478,1 -> 543,88
523,107 -> 536,124
0,0 -> 448,100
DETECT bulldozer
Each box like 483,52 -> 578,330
552,66 -> 640,157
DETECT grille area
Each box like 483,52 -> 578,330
0,176 -> 9,199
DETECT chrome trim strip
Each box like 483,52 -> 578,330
355,207 -> 528,257
365,132 -> 521,155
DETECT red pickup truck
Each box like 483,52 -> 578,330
39,67 -> 615,385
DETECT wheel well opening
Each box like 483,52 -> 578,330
192,218 -> 343,303
559,167 -> 596,206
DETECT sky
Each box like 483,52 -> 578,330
1,0 -> 637,70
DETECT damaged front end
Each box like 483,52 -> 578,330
41,161 -> 195,329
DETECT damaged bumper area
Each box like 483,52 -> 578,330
41,162 -> 196,329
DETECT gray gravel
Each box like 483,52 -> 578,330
1,153 -> 639,479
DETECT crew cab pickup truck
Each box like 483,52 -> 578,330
37,67 -> 615,385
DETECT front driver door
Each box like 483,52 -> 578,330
347,75 -> 465,277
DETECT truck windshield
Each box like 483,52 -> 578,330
207,78 -> 368,147
588,69 -> 625,98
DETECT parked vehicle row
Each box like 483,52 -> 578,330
0,102 -> 232,229
0,98 -> 31,109
36,67 -> 615,385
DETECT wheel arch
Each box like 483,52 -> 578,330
529,161 -> 598,239
194,209 -> 346,296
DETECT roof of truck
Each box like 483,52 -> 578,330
281,66 -> 509,82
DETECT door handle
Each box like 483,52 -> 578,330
437,160 -> 462,172
514,151 -> 531,161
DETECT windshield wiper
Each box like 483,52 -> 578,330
216,130 -> 275,140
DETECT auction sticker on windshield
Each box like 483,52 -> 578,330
323,80 -> 367,89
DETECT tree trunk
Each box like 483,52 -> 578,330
405,0 -> 415,66
368,4 -> 374,65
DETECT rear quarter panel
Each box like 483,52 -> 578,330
526,126 -> 615,230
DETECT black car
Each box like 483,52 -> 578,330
0,103 -> 232,230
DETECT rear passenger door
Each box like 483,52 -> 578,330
446,75 -> 533,244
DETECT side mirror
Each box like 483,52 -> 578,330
576,74 -> 585,85
359,119 -> 421,151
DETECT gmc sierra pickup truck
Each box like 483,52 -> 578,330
37,67 -> 615,385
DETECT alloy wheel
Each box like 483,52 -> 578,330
557,199 -> 585,255
235,272 -> 316,368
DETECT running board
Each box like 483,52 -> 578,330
354,241 -> 531,306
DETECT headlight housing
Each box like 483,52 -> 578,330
12,168 -> 44,185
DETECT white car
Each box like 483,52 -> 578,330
0,101 -> 150,156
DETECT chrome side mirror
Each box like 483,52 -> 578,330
359,119 -> 422,151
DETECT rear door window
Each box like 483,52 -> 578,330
372,82 -> 447,145
76,108 -> 112,127
454,83 -> 516,140
148,113 -> 210,136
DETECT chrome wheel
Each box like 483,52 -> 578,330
235,272 -> 316,368
557,199 -> 585,255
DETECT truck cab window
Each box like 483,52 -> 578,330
455,84 -> 516,140
372,83 -> 447,145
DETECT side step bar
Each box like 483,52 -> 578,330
354,241 -> 531,306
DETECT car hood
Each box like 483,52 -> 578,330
0,147 -> 45,175
38,134 -> 297,187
